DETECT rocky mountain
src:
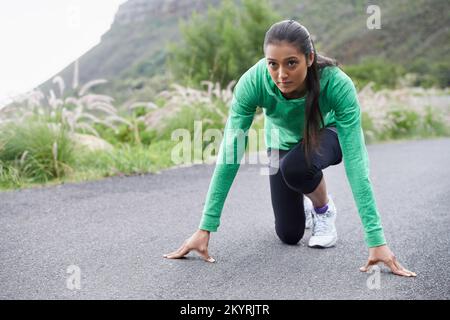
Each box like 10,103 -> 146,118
39,0 -> 449,100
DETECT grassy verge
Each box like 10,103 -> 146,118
1,86 -> 449,192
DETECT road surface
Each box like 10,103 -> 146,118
1,138 -> 449,299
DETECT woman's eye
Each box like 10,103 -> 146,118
288,60 -> 298,66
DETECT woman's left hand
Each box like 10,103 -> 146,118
360,244 -> 416,277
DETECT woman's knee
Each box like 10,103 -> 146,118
280,156 -> 319,189
276,227 -> 304,245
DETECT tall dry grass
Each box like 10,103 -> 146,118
358,83 -> 450,142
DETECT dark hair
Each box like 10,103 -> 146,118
263,20 -> 338,166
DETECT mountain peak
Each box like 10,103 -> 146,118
113,0 -> 214,26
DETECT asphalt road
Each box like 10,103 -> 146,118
1,138 -> 449,300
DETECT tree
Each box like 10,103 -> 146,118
167,0 -> 281,87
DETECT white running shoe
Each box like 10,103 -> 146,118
303,196 -> 313,229
308,195 -> 338,248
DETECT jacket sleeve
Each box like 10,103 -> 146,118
330,69 -> 386,247
199,70 -> 258,232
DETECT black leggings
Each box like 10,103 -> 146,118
267,127 -> 343,245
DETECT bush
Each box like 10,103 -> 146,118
421,106 -> 450,137
75,143 -> 158,178
0,161 -> 25,189
107,144 -> 155,175
390,109 -> 420,139
93,119 -> 158,147
346,58 -> 450,90
374,106 -> 450,141
343,58 -> 406,91
167,0 -> 281,88
409,59 -> 450,88
0,120 -> 75,183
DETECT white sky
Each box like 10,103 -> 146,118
0,0 -> 127,107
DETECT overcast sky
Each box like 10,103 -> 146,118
0,0 -> 127,107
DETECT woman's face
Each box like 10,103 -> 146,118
265,41 -> 314,99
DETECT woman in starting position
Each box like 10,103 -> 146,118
164,20 -> 416,277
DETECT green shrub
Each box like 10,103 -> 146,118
0,161 -> 26,189
107,144 -> 155,175
384,108 -> 420,139
343,58 -> 406,91
375,106 -> 450,141
409,59 -> 450,88
75,143 -> 158,178
167,0 -> 281,88
93,119 -> 158,147
156,101 -> 228,143
421,106 -> 450,137
0,120 -> 75,183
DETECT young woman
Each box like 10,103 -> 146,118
164,20 -> 416,277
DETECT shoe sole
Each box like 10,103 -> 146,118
308,237 -> 337,248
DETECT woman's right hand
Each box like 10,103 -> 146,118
163,229 -> 215,263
